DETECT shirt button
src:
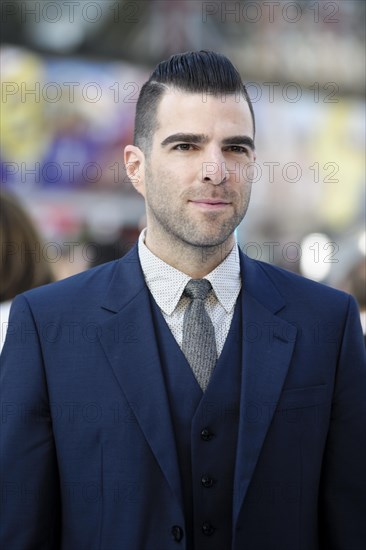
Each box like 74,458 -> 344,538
202,521 -> 215,536
201,475 -> 214,488
200,428 -> 214,441
171,525 -> 184,542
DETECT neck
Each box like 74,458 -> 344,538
144,227 -> 235,278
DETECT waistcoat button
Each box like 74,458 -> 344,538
201,475 -> 214,488
202,521 -> 215,536
171,525 -> 184,542
200,428 -> 214,441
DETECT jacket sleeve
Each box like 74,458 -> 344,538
0,294 -> 61,549
319,295 -> 366,548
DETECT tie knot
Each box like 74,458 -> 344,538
184,279 -> 212,301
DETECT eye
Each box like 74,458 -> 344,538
226,145 -> 249,154
172,143 -> 196,151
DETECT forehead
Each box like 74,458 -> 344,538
154,89 -> 254,138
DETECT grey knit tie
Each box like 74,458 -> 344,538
182,279 -> 217,391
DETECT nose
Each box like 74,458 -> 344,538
200,148 -> 228,185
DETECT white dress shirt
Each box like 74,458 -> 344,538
138,228 -> 242,357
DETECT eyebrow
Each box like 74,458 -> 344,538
160,133 -> 207,147
160,133 -> 255,151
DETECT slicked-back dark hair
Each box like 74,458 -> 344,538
134,50 -> 255,155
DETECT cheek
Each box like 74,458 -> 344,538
146,168 -> 174,204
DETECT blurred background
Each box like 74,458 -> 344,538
1,1 -> 365,314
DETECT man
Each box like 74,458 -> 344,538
1,51 -> 365,549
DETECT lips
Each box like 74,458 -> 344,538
189,199 -> 230,205
188,199 -> 230,210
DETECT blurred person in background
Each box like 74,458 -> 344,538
0,190 -> 54,352
1,51 -> 365,550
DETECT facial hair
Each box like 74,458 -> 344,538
144,162 -> 252,249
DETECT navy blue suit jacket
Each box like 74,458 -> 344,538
1,245 -> 365,549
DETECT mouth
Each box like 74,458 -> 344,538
189,199 -> 231,210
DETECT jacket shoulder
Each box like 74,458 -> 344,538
20,259 -> 120,310
247,256 -> 351,309
21,244 -> 139,305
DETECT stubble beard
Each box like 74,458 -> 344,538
145,167 -> 252,250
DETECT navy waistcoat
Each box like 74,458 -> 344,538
149,290 -> 243,550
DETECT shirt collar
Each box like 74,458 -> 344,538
204,242 -> 241,313
138,228 -> 242,315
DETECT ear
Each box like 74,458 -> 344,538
124,145 -> 146,197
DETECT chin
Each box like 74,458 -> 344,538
184,234 -> 231,248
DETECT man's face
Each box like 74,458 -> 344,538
133,89 -> 256,249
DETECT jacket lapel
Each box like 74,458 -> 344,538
233,252 -> 297,523
98,246 -> 183,509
